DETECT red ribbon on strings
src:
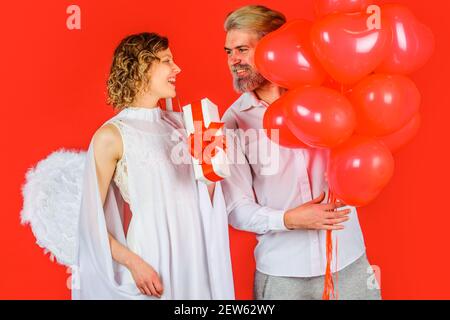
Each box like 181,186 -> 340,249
322,190 -> 339,300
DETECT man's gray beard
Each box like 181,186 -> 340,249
233,71 -> 268,93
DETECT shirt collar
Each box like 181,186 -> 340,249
237,91 -> 269,112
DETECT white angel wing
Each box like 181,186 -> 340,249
20,149 -> 86,267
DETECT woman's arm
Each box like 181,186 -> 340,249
93,125 -> 132,265
93,124 -> 163,297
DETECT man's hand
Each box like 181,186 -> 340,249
283,192 -> 351,230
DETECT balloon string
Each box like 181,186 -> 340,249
331,191 -> 339,300
335,228 -> 339,300
332,82 -> 344,300
322,190 -> 335,300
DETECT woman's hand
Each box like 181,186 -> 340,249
126,255 -> 164,298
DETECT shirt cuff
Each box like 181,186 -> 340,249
268,210 -> 289,231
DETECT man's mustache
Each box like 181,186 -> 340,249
231,64 -> 253,74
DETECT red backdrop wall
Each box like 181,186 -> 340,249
1,0 -> 449,299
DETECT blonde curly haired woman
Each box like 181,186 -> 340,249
73,32 -> 234,300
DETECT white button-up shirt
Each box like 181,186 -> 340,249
221,92 -> 366,277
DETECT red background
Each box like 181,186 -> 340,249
1,0 -> 449,299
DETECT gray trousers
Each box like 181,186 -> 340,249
254,254 -> 381,300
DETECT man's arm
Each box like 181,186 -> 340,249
221,112 -> 351,234
220,113 -> 287,234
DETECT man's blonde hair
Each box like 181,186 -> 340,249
224,5 -> 286,38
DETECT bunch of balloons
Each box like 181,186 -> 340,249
259,0 -> 434,206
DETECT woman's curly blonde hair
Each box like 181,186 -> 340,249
107,32 -> 169,109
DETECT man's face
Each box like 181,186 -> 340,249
225,29 -> 267,93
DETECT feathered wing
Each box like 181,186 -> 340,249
20,149 -> 87,267
20,145 -> 147,299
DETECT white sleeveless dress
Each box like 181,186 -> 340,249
72,106 -> 234,300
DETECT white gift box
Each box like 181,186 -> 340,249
182,98 -> 230,184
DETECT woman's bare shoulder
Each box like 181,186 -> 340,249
92,123 -> 123,160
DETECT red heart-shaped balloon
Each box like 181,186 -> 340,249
263,103 -> 308,149
328,135 -> 395,207
255,20 -> 327,89
376,4 -> 435,75
314,0 -> 372,18
378,113 -> 421,153
282,86 -> 356,148
349,74 -> 421,136
311,11 -> 389,85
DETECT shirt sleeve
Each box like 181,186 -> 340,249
221,110 -> 289,235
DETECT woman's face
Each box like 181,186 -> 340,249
146,48 -> 181,99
